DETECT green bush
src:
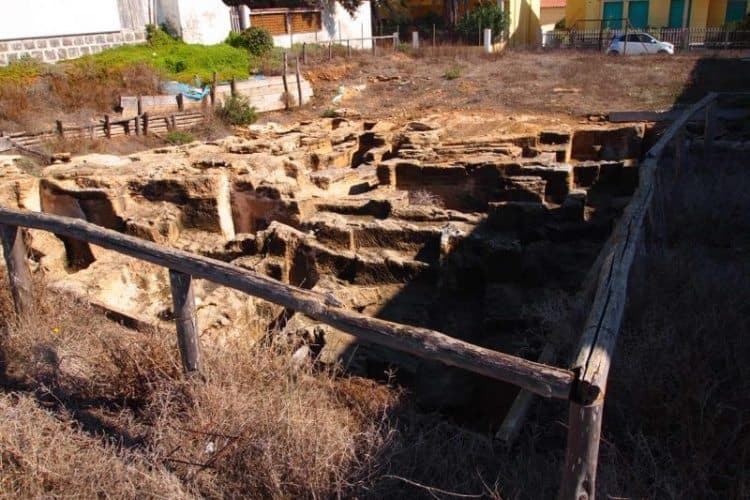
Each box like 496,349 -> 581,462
146,24 -> 178,47
226,27 -> 274,56
217,95 -> 257,125
455,1 -> 508,39
443,65 -> 462,80
165,130 -> 194,145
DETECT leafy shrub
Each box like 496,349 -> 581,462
226,27 -> 274,56
165,130 -> 194,145
443,65 -> 462,80
146,24 -> 178,47
456,1 -> 508,39
321,108 -> 338,118
217,95 -> 257,125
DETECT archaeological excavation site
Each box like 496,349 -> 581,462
1,46 -> 749,498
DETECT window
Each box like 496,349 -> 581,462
627,0 -> 649,29
249,9 -> 322,35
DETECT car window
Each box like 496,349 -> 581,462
638,34 -> 653,43
626,34 -> 641,42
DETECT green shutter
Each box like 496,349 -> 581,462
726,0 -> 748,24
668,0 -> 685,27
628,0 -> 650,28
603,1 -> 624,29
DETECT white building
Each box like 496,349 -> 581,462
0,0 -> 373,66
154,0 -> 372,48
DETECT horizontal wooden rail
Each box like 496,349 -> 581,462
571,91 -> 719,405
0,207 -> 574,399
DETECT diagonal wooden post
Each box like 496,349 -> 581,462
0,224 -> 33,316
169,269 -> 202,376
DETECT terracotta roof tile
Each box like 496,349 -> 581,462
541,0 -> 566,8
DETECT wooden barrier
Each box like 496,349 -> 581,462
0,207 -> 575,399
559,92 -> 721,499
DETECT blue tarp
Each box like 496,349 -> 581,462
160,81 -> 210,100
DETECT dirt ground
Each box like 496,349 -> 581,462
265,49 -> 750,125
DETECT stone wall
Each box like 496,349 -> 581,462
0,29 -> 146,66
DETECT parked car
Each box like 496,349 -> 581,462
606,33 -> 674,55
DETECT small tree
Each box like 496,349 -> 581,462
455,2 -> 509,39
226,27 -> 274,56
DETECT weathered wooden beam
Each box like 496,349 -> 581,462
647,92 -> 718,160
0,224 -> 33,316
571,160 -> 656,404
558,401 -> 604,500
0,207 -> 574,399
169,270 -> 202,375
496,343 -> 555,444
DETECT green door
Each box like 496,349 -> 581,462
726,0 -> 748,23
628,0 -> 650,28
603,1 -> 624,29
668,0 -> 685,27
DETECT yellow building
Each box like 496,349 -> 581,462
541,0 -> 566,30
566,0 -> 750,30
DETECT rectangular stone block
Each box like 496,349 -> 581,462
106,34 -> 114,42
36,39 -> 48,49
62,37 -> 74,46
124,32 -> 135,42
0,54 -> 7,65
0,42 -> 7,51
85,35 -> 94,44
11,42 -> 23,50
44,50 -> 57,60
23,40 -> 35,50
114,33 -> 123,43
102,44 -> 111,50
7,53 -> 18,63
57,48 -> 67,58
135,31 -> 146,40
80,46 -> 90,55
74,37 -> 84,45
572,162 -> 599,188
67,47 -> 79,58
30,50 -> 42,60
91,45 -> 102,54
96,35 -> 105,43
50,38 -> 61,47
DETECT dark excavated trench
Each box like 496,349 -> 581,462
38,119 -> 650,431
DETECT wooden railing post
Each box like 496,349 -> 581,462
0,224 -> 33,316
295,56 -> 303,108
168,269 -> 202,375
704,100 -> 716,164
282,52 -> 290,110
559,401 -> 604,500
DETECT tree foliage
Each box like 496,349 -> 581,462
455,2 -> 509,37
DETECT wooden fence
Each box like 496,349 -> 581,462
0,93 -> 725,498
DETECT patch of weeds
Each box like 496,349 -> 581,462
443,65 -> 462,80
217,95 -> 257,126
165,130 -> 194,145
321,108 -> 338,118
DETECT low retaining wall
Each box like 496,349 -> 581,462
0,29 -> 146,66
120,75 -> 314,116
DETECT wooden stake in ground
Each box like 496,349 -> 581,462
558,401 -> 603,500
169,270 -> 202,375
0,223 -> 33,317
282,52 -> 290,110
295,56 -> 303,108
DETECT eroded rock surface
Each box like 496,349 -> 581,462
0,117 -> 645,411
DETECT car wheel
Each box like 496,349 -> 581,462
657,49 -> 669,54
607,50 -> 619,55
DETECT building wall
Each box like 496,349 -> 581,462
158,0 -> 232,44
507,0 -> 542,45
249,2 -> 373,49
541,6 -> 566,30
564,0 -> 745,28
0,0 -> 148,66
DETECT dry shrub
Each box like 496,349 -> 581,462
0,392 -> 191,499
145,337 -> 395,498
408,189 -> 445,208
